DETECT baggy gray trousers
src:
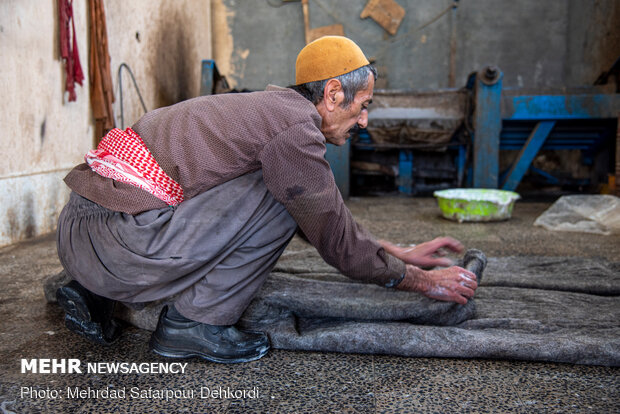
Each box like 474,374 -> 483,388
56,171 -> 297,325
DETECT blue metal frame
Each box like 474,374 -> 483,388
200,60 -> 217,96
473,69 -> 503,188
503,94 -> 620,120
398,150 -> 413,195
457,144 -> 467,187
325,141 -> 351,199
500,121 -> 556,191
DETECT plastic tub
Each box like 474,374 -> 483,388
433,189 -> 521,223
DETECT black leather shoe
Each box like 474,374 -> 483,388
56,280 -> 121,345
149,305 -> 269,363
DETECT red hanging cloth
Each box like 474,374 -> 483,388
58,0 -> 84,102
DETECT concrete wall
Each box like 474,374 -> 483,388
0,0 -> 211,247
2,0 -> 617,246
212,0 -> 619,91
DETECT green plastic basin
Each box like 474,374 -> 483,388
433,189 -> 521,223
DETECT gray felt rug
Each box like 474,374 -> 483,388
44,251 -> 620,366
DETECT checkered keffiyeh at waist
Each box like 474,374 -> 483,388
85,128 -> 184,206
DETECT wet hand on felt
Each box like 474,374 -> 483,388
398,265 -> 478,305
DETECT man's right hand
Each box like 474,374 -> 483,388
396,264 -> 478,305
379,237 -> 464,268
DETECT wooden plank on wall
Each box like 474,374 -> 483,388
360,0 -> 405,36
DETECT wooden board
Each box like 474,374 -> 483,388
309,24 -> 345,43
360,0 -> 405,36
302,0 -> 345,44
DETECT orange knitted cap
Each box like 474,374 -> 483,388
295,36 -> 370,85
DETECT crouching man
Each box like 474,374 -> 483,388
56,36 -> 477,363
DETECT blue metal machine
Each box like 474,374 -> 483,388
200,59 -> 619,196
472,66 -> 620,191
348,88 -> 467,197
341,67 -> 619,197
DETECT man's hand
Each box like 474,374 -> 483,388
396,264 -> 478,305
379,237 -> 464,268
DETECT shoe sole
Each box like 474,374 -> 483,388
57,285 -> 92,322
149,336 -> 269,364
56,285 -> 120,346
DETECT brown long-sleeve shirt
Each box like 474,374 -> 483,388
64,86 -> 406,286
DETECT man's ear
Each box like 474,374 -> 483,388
323,79 -> 343,111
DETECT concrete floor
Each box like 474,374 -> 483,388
0,197 -> 618,413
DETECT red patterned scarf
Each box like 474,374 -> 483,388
85,128 -> 184,206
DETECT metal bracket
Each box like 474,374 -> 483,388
500,121 -> 556,191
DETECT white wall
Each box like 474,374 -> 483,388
0,0 -> 211,247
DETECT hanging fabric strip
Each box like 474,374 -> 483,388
58,0 -> 84,101
89,0 -> 115,141
85,128 -> 184,206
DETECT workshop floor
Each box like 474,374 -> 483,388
1,197 -> 618,413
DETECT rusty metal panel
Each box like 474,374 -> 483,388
367,89 -> 466,149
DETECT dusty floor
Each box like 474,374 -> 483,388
0,197 -> 618,413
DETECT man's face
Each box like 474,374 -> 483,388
320,74 -> 374,146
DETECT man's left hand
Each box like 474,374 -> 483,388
397,264 -> 477,304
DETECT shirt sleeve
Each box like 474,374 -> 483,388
259,121 -> 406,286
